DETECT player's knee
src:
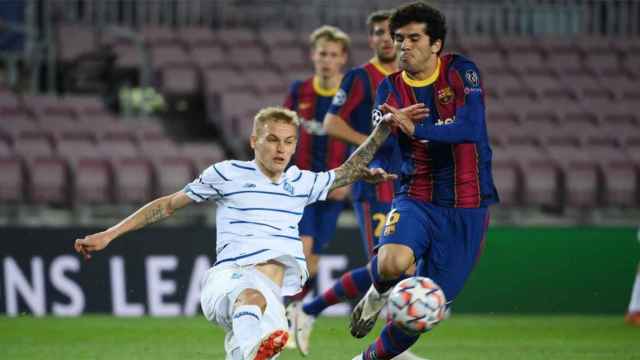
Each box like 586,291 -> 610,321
377,245 -> 414,279
234,288 -> 267,313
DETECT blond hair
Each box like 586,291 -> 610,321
252,106 -> 300,136
309,25 -> 351,52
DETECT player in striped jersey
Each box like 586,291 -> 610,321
283,25 -> 351,321
349,3 -> 499,359
74,106 -> 396,360
289,10 -> 426,360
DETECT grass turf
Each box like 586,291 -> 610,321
1,315 -> 639,359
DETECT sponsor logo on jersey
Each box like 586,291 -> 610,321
434,116 -> 456,126
283,181 -> 295,195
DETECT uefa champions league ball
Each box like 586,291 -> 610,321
388,277 -> 447,333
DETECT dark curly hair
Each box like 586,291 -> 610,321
389,2 -> 447,53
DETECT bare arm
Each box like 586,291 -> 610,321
74,191 -> 193,259
329,120 -> 393,192
323,113 -> 368,146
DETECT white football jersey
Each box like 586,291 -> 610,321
183,160 -> 336,295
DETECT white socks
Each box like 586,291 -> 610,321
629,268 -> 640,313
232,304 -> 263,357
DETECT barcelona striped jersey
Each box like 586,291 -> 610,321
284,76 -> 349,172
327,58 -> 400,203
373,54 -> 499,208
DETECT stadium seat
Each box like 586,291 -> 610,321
228,46 -> 269,69
351,47 -> 373,67
190,45 -> 229,69
524,73 -> 565,99
113,42 -> 144,68
97,138 -> 140,160
129,120 -> 167,142
181,142 -> 226,172
492,160 -> 520,206
141,26 -> 178,47
63,95 -> 108,117
57,138 -> 101,162
486,109 -> 520,144
25,156 -> 68,204
585,53 -> 622,76
498,36 -> 540,54
521,160 -> 561,207
159,64 -> 199,94
151,156 -> 194,196
177,26 -> 218,48
547,144 -> 600,207
600,161 -> 638,207
260,29 -> 300,49
215,28 -> 259,48
203,68 -> 254,95
269,47 -> 308,72
547,52 -> 586,74
244,69 -> 287,95
72,157 -> 112,204
14,131 -> 54,159
150,45 -> 191,69
111,157 -> 153,204
575,36 -> 613,55
0,119 -> 40,144
473,52 -> 509,73
0,138 -> 12,157
56,25 -> 96,62
507,51 -> 546,75
0,156 -> 24,203
139,138 -> 180,159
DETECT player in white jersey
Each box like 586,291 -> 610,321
74,106 -> 398,360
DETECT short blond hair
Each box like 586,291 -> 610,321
309,25 -> 351,52
252,106 -> 300,136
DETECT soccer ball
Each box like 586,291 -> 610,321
388,277 -> 447,333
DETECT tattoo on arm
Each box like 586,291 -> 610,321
330,121 -> 391,191
144,204 -> 166,225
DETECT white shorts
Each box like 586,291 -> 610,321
200,263 -> 288,360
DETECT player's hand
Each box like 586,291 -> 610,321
327,185 -> 350,201
380,103 -> 429,137
74,230 -> 115,260
360,167 -> 398,184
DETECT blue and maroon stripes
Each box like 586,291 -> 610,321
302,267 -> 371,317
285,77 -> 348,172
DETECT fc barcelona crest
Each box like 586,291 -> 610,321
437,87 -> 454,105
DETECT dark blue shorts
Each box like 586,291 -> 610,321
353,199 -> 392,258
379,195 -> 490,302
299,200 -> 346,253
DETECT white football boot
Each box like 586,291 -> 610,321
350,285 -> 390,338
293,302 -> 315,356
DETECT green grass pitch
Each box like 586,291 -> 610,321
1,315 -> 639,359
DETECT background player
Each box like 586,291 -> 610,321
347,2 -> 499,359
283,26 -> 350,313
626,226 -> 640,326
74,106 -> 396,360
289,10 -> 426,360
